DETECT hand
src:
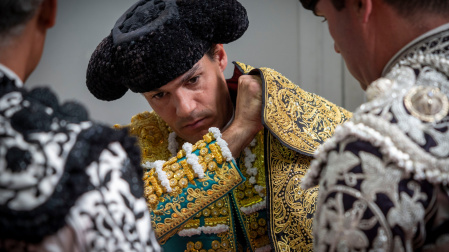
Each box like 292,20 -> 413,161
222,74 -> 263,157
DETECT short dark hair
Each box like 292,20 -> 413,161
329,0 -> 449,17
0,0 -> 43,36
206,44 -> 220,60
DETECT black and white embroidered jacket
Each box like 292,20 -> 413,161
303,23 -> 449,251
0,66 -> 161,252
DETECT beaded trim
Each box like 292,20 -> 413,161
177,224 -> 229,237
240,199 -> 266,215
209,127 -> 233,161
302,113 -> 449,190
183,142 -> 205,179
143,160 -> 172,193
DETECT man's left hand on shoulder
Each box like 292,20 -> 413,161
222,74 -> 263,157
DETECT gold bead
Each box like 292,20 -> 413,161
211,209 -> 219,217
215,200 -> 224,208
144,186 -> 154,197
220,208 -> 228,216
257,227 -> 266,236
211,240 -> 220,250
250,231 -> 258,239
207,161 -> 218,171
251,222 -> 259,230
186,241 -> 195,250
204,154 -> 213,164
174,169 -> 184,180
258,218 -> 267,226
169,178 -> 178,187
171,163 -> 181,171
203,209 -> 211,217
179,178 -> 188,188
221,241 -> 229,248
148,194 -> 158,205
194,241 -> 203,250
200,147 -> 209,156
166,171 -> 174,179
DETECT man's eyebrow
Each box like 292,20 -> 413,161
148,88 -> 161,94
181,64 -> 201,83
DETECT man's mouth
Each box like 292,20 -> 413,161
183,118 -> 206,130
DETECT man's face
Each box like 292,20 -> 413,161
143,49 -> 233,143
315,0 -> 371,89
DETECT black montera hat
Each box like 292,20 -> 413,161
299,0 -> 319,11
86,0 -> 249,101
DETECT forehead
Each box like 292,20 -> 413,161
151,57 -> 208,92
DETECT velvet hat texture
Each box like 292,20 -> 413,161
86,0 -> 249,101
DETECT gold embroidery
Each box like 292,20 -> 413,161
114,111 -> 174,163
183,219 -> 200,229
231,131 -> 270,251
125,62 -> 350,251
204,217 -> 228,226
233,62 -> 352,156
266,133 -> 317,252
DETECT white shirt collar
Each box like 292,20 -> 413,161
0,63 -> 23,87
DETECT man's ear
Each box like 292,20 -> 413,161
215,44 -> 228,72
39,0 -> 57,28
357,0 -> 372,23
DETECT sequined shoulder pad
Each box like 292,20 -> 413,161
142,132 -> 245,243
115,111 -> 173,162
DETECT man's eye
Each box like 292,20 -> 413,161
152,92 -> 165,99
188,76 -> 199,84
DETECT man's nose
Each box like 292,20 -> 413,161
175,92 -> 196,117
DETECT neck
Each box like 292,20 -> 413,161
371,4 -> 449,83
0,19 -> 44,83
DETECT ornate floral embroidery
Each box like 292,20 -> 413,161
265,133 -> 317,252
305,26 -> 449,252
259,64 -> 352,156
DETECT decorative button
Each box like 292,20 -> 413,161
404,86 -> 449,122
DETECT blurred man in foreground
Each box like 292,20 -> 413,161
0,0 -> 161,250
300,0 -> 449,250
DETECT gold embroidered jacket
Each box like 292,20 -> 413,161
119,62 -> 351,252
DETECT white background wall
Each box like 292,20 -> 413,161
27,0 -> 365,125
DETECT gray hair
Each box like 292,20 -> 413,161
0,0 -> 44,43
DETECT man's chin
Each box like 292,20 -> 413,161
179,129 -> 209,144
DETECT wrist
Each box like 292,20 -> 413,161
222,121 -> 261,158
